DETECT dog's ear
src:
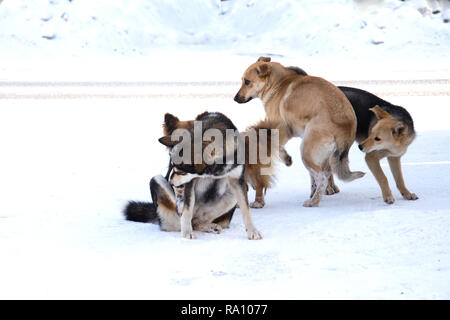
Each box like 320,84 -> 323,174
158,135 -> 178,147
393,122 -> 405,136
257,56 -> 271,62
256,63 -> 271,77
370,105 -> 391,120
163,113 -> 179,135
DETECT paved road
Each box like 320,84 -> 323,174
0,79 -> 449,99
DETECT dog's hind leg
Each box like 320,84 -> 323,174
213,206 -> 236,229
365,152 -> 394,204
309,165 -> 339,198
325,162 -> 340,195
309,172 -> 317,199
251,185 -> 266,208
301,129 -> 334,207
150,175 -> 180,231
196,223 -> 223,234
305,168 -> 329,207
388,156 -> 418,201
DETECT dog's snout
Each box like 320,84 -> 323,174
234,94 -> 252,104
358,144 -> 363,151
234,94 -> 243,103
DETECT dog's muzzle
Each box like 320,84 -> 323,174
234,94 -> 252,104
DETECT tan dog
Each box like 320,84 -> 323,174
234,57 -> 364,207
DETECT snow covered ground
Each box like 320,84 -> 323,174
0,0 -> 449,300
0,90 -> 449,299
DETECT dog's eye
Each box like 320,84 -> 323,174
374,137 -> 381,141
244,79 -> 251,86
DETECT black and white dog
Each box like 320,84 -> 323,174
124,112 -> 262,240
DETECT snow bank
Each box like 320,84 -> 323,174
0,0 -> 449,61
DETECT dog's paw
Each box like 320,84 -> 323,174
383,195 -> 395,204
283,155 -> 293,167
246,228 -> 263,240
325,184 -> 340,195
182,230 -> 197,239
250,200 -> 265,209
303,199 -> 319,207
403,192 -> 418,201
203,223 -> 222,234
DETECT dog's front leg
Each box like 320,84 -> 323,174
387,156 -> 418,201
279,146 -> 293,166
180,180 -> 197,239
173,184 -> 185,215
229,177 -> 262,240
277,125 -> 293,166
365,153 -> 394,204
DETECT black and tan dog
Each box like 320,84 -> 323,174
235,57 -> 364,207
242,65 -> 418,205
125,111 -> 262,240
344,86 -> 418,204
312,86 -> 417,204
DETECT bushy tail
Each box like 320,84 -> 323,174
330,143 -> 365,182
124,201 -> 158,223
243,119 -> 278,189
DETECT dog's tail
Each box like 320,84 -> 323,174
330,142 -> 365,182
243,119 -> 279,189
124,201 -> 159,223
